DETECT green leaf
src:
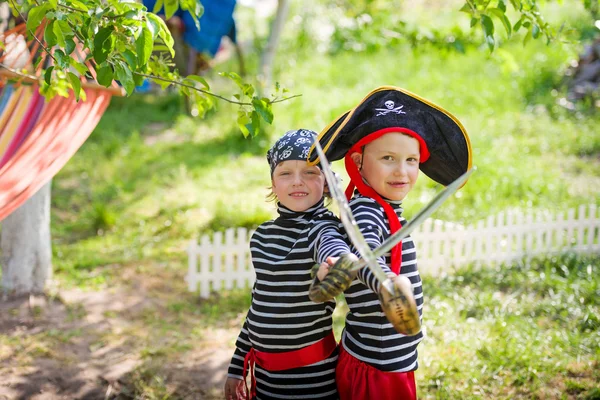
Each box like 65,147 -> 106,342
480,14 -> 495,37
152,0 -> 165,14
44,21 -> 58,48
249,111 -> 260,136
122,50 -> 138,69
26,4 -> 49,33
123,2 -> 145,10
485,34 -> 495,52
523,28 -> 532,46
145,17 -> 159,40
48,0 -> 58,9
220,72 -> 243,89
93,27 -> 113,65
136,27 -> 153,67
185,75 -> 210,89
237,111 -> 251,137
242,83 -> 253,97
179,0 -> 204,18
52,20 -> 70,47
531,24 -> 540,39
68,72 -> 81,101
54,50 -> 70,69
470,17 -> 478,28
114,62 -> 135,95
252,97 -> 273,124
133,73 -> 145,87
488,8 -> 511,38
44,66 -> 54,85
498,0 -> 507,12
459,3 -> 472,14
147,13 -> 174,56
70,60 -> 88,76
164,0 -> 179,19
69,0 -> 89,12
179,0 -> 203,30
194,2 -> 204,19
513,18 -> 523,32
65,38 -> 76,55
96,65 -> 113,87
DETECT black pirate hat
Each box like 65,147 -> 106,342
307,86 -> 472,186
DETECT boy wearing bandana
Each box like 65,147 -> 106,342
308,87 -> 472,399
224,129 -> 352,400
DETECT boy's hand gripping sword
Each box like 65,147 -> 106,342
308,138 -> 474,335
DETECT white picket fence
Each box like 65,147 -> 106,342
186,204 -> 600,298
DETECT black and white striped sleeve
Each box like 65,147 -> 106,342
309,218 -> 351,265
227,285 -> 255,380
354,224 -> 390,293
351,202 -> 392,293
227,318 -> 252,380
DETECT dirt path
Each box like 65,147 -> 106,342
0,282 -> 238,400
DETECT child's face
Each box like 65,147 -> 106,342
352,132 -> 420,201
272,160 -> 325,211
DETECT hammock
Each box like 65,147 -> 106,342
0,21 -> 123,221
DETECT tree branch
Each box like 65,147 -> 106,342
270,94 -> 302,104
136,72 -> 253,105
0,62 -> 37,80
136,73 -> 301,105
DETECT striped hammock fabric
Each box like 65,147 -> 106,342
0,22 -> 119,221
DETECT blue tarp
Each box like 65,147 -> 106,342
143,0 -> 237,57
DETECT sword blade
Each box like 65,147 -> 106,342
352,168 -> 475,271
312,138 -> 390,285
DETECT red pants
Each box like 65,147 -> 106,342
336,345 -> 417,400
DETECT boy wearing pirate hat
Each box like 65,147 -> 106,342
308,87 -> 472,399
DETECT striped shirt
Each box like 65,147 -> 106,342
341,193 -> 424,372
228,200 -> 349,399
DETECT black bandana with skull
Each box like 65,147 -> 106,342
267,129 -> 318,174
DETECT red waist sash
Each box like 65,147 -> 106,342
242,331 -> 337,399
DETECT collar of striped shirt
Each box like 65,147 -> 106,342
276,199 -> 326,220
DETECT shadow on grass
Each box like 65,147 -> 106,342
89,93 -> 187,145
4,358 -> 106,400
112,356 -> 230,400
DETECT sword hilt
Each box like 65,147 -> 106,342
378,276 -> 421,335
308,254 -> 358,303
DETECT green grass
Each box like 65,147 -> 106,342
417,252 -> 599,399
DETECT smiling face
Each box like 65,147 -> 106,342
272,160 -> 325,211
351,132 -> 420,201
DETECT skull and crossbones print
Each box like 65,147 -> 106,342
267,129 -> 320,173
375,100 -> 406,117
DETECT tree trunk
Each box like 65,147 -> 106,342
1,181 -> 52,296
259,0 -> 290,89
